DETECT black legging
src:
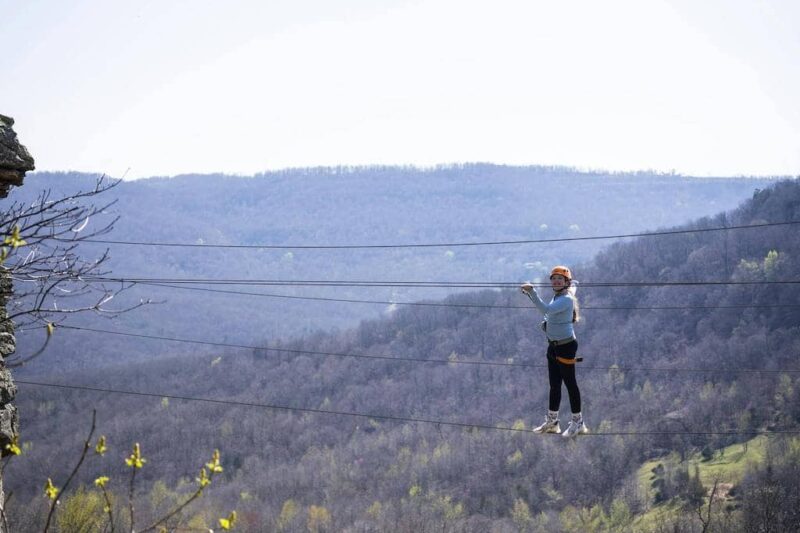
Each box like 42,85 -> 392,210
546,340 -> 581,414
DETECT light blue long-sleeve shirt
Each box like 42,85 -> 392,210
527,289 -> 576,341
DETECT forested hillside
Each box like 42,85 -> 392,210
10,166 -> 775,370
7,179 -> 799,531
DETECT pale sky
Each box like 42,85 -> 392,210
2,0 -> 799,178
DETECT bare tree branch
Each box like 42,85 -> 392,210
1,176 -> 152,333
697,478 -> 719,533
4,325 -> 53,369
43,410 -> 97,533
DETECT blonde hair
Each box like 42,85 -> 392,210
564,282 -> 580,323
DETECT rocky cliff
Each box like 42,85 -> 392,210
0,114 -> 34,526
0,115 -> 34,197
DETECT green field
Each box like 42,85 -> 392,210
638,436 -> 768,494
633,436 -> 772,528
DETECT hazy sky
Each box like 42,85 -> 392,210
2,0 -> 799,178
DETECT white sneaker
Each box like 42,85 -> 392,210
533,416 -> 561,434
562,420 -> 588,438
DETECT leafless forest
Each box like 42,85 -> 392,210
3,170 -> 799,531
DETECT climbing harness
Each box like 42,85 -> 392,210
548,338 -> 584,364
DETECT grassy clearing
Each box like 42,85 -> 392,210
632,500 -> 683,531
632,436 -> 771,528
636,436 -> 769,499
692,436 -> 768,485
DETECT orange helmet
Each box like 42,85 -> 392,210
550,266 -> 572,280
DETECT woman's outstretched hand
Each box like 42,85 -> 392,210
520,283 -> 535,295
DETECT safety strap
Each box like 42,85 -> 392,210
556,356 -> 584,365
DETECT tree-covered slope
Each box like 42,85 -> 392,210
8,178 -> 800,532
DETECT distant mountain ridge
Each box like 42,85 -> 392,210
8,165 -> 780,369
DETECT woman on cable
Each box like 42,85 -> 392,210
520,266 -> 587,437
